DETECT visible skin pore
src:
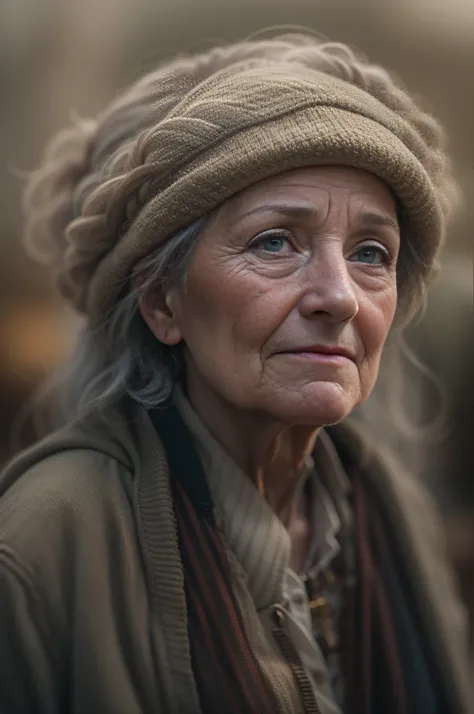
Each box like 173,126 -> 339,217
140,166 -> 400,563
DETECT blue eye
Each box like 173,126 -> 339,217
252,233 -> 293,254
351,247 -> 388,265
261,237 -> 287,252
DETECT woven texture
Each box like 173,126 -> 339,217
55,59 -> 446,320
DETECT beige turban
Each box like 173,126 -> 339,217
33,59 -> 451,321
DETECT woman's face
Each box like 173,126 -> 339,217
156,166 -> 400,427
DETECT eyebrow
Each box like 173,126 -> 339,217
357,211 -> 400,233
234,203 -> 400,233
234,203 -> 319,222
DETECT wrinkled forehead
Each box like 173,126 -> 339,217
215,166 -> 399,225
85,63 -> 440,320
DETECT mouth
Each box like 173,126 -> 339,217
277,345 -> 356,363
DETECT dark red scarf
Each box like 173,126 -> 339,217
152,405 -> 282,713
341,465 -> 408,714
152,405 -> 410,714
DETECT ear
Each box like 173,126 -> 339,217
138,285 -> 183,346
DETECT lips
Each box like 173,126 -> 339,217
279,345 -> 356,362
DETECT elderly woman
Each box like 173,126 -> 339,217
0,33 -> 471,714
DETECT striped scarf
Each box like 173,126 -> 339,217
151,405 -> 280,713
152,405 -> 414,714
341,466 -> 408,714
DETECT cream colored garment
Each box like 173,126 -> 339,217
175,388 -> 348,714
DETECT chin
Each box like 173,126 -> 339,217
274,381 -> 359,427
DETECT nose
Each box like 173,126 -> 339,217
297,248 -> 359,324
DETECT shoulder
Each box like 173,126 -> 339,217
0,443 -> 140,706
0,447 -> 134,569
328,418 -> 466,619
0,447 -> 139,659
0,396 -> 171,576
328,418 -> 441,521
1,445 -> 133,515
329,420 -> 473,709
0,400 -> 147,582
329,419 -> 457,575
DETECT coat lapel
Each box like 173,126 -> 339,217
330,421 -> 473,714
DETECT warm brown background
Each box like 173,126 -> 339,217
0,0 -> 472,615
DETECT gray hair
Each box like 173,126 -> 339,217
18,212 -> 445,477
19,31 -> 456,447
54,218 -> 204,423
55,211 -> 444,450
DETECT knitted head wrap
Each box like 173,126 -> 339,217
25,35 -> 456,322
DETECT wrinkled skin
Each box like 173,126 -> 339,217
141,166 -> 400,521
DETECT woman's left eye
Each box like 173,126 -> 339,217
350,246 -> 389,266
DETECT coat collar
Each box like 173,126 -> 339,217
2,399 -> 471,713
174,388 -> 350,609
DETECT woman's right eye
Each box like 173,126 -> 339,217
250,232 -> 294,254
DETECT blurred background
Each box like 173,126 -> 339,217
0,0 -> 472,626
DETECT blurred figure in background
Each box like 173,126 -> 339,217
0,33 -> 471,714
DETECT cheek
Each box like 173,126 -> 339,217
357,285 -> 397,387
174,258 -> 291,391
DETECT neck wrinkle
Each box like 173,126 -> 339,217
184,376 -> 319,519
174,386 -> 292,609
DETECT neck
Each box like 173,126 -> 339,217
185,378 -> 319,525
